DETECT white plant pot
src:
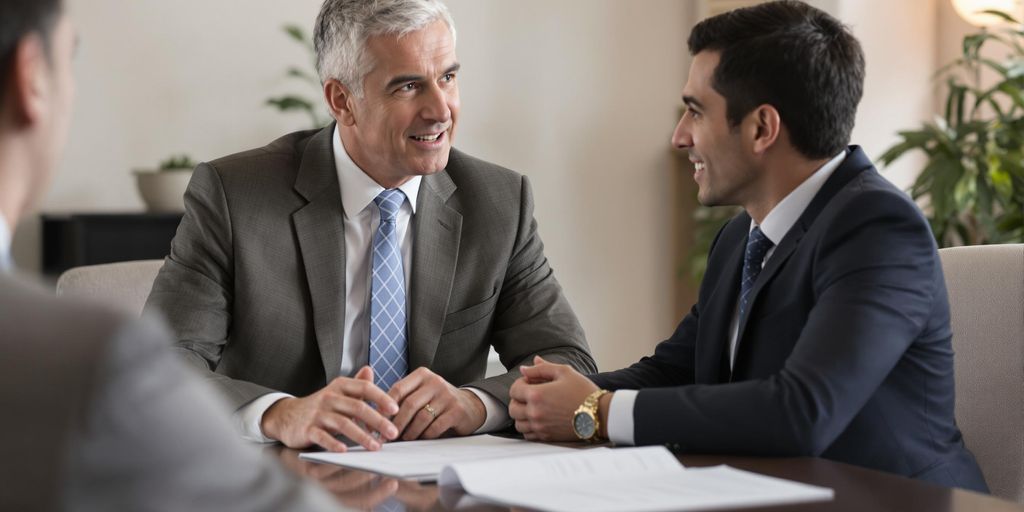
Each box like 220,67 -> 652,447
134,169 -> 192,213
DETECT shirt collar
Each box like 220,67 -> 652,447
0,212 -> 11,272
754,150 -> 847,244
332,124 -> 421,218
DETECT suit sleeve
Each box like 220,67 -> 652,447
463,175 -> 597,405
144,163 -> 278,409
630,190 -> 942,455
62,316 -> 338,511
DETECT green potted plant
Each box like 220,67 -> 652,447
266,24 -> 331,129
133,154 -> 197,213
879,10 -> 1024,246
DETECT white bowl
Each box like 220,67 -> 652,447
134,169 -> 192,213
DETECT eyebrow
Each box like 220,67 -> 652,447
682,95 -> 704,110
384,62 -> 461,91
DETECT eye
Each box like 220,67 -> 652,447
685,107 -> 701,120
397,82 -> 419,94
441,73 -> 455,83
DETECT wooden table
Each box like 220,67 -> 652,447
268,446 -> 1023,511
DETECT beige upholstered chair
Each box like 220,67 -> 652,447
939,244 -> 1024,501
56,259 -> 165,316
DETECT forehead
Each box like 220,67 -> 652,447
682,51 -> 721,103
364,20 -> 456,76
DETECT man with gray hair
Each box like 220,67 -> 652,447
145,0 -> 595,452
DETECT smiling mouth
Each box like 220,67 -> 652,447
410,131 -> 446,143
693,161 -> 706,173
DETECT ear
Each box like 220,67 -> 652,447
747,104 -> 781,155
7,33 -> 48,126
323,78 -> 358,126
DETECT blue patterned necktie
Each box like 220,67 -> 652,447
738,226 -> 774,322
370,189 -> 408,391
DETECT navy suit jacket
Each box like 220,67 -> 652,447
591,147 -> 988,492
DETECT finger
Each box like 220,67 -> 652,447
421,406 -> 459,439
391,386 -> 435,435
508,399 -> 527,421
509,378 -> 531,402
514,419 -> 533,435
520,361 -> 564,381
319,412 -> 382,451
355,365 -> 373,382
336,377 -> 399,416
330,396 -> 399,440
396,388 -> 440,440
309,426 -> 349,453
388,367 -> 427,405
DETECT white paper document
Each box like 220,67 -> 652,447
298,434 -> 573,481
438,446 -> 834,512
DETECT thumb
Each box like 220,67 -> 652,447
521,361 -> 562,381
355,365 -> 374,382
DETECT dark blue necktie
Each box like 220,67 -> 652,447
739,226 -> 774,322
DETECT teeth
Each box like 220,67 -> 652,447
412,134 -> 440,142
694,162 -> 706,172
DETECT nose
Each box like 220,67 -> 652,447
671,114 -> 692,149
420,83 -> 452,125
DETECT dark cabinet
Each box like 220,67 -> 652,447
41,213 -> 183,276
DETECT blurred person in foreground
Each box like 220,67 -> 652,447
0,1 -> 343,509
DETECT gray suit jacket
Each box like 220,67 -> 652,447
0,274 -> 338,511
145,125 -> 595,411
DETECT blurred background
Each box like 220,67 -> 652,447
14,0 -> 1009,370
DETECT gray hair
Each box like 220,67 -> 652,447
314,0 -> 456,97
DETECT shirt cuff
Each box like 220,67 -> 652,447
233,392 -> 293,443
607,389 -> 638,446
464,387 -> 510,433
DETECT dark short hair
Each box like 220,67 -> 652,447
688,0 -> 864,159
0,0 -> 63,104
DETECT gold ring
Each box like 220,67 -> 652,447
423,403 -> 437,418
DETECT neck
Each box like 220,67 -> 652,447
337,127 -> 412,189
0,136 -> 36,228
744,153 -> 830,224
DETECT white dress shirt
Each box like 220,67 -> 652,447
0,213 -> 11,272
236,126 -> 507,441
606,151 -> 847,446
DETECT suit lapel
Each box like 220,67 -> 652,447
408,169 -> 462,370
732,146 -> 873,363
292,125 -> 347,381
695,218 -> 747,384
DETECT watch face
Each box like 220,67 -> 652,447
573,412 -> 596,438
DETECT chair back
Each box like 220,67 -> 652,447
939,244 -> 1024,501
56,260 -> 165,316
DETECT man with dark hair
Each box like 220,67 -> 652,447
144,0 -> 594,453
508,0 -> 989,492
0,1 -> 338,509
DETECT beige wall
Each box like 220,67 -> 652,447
15,0 -> 694,370
12,0 -> 955,371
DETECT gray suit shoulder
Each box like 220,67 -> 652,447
0,274 -> 128,347
445,148 -> 528,207
202,128 -> 322,178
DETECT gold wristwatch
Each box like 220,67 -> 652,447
572,389 -> 609,442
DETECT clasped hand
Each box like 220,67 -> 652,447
261,366 -> 486,451
509,355 -> 600,441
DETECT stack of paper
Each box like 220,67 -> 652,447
299,435 -> 834,511
438,446 -> 834,512
298,434 -> 574,481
